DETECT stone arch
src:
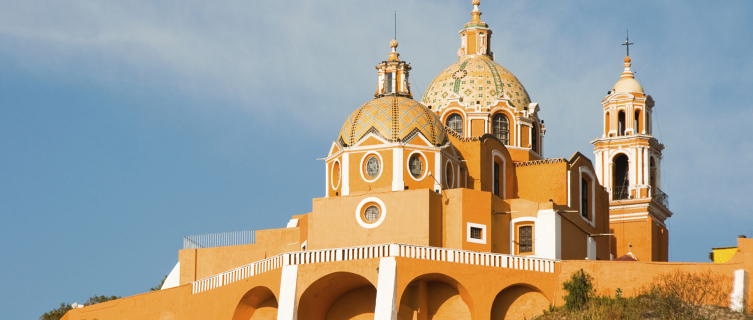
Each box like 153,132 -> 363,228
490,283 -> 550,320
231,286 -> 278,320
397,273 -> 474,320
298,272 -> 378,320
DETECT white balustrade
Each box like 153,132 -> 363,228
192,243 -> 558,294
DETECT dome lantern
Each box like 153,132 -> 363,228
459,0 -> 492,58
374,39 -> 412,99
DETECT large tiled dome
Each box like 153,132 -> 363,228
338,97 -> 447,147
421,55 -> 531,111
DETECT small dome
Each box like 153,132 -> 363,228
613,77 -> 644,94
612,55 -> 644,94
421,55 -> 531,111
339,97 -> 447,147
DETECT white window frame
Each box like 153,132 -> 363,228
466,222 -> 487,244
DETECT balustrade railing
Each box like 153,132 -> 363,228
652,187 -> 669,207
611,185 -> 630,200
192,243 -> 558,294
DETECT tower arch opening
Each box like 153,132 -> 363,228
617,111 -> 626,136
612,154 -> 630,200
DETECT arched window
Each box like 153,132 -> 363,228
612,154 -> 629,200
492,113 -> 510,145
618,111 -> 626,136
531,124 -> 538,153
446,114 -> 463,135
581,178 -> 588,219
634,110 -> 641,134
493,161 -> 500,196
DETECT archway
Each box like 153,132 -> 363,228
617,111 -> 626,136
397,273 -> 473,320
232,286 -> 278,320
490,284 -> 549,320
298,272 -> 377,320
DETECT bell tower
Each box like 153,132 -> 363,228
591,47 -> 674,262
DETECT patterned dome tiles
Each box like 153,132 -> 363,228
421,55 -> 531,111
339,97 -> 447,147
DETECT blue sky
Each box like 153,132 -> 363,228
1,1 -> 752,318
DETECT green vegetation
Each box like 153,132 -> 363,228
40,295 -> 120,320
150,274 -> 168,291
536,269 -> 750,320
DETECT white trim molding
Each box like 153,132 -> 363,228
355,197 -> 387,229
374,257 -> 398,320
277,265 -> 299,320
466,222 -> 487,244
534,210 -> 561,260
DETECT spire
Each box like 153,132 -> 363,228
375,40 -> 412,98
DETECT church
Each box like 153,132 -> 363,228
63,1 -> 752,319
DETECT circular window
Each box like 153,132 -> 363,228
364,205 -> 380,222
365,156 -> 380,178
331,160 -> 341,190
355,197 -> 386,228
445,161 -> 454,188
409,155 -> 423,178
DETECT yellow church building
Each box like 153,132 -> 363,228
63,1 -> 752,319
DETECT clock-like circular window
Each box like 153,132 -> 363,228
364,205 -> 380,222
365,156 -> 380,179
409,154 -> 423,178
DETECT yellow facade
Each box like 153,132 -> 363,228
62,1 -> 751,320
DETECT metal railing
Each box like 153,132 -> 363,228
183,230 -> 255,249
611,185 -> 630,200
652,187 -> 669,207
192,243 -> 559,294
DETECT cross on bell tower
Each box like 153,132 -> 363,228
622,31 -> 634,56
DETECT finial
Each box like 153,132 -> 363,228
388,39 -> 399,61
470,0 -> 482,23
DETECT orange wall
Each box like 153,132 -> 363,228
514,162 -> 567,204
348,149 -> 394,194
180,227 -> 300,284
309,189 -> 442,250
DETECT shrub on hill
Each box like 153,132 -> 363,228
536,269 -> 749,320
